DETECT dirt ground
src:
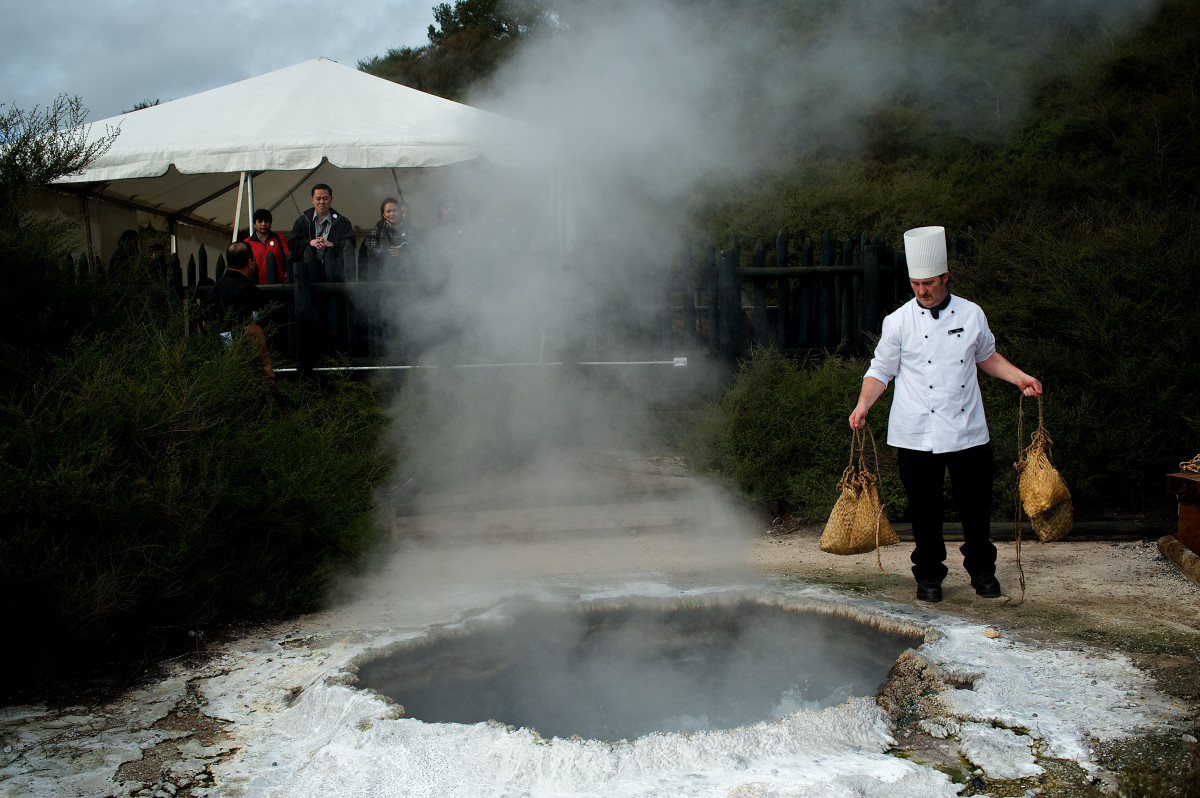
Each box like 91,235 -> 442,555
752,519 -> 1200,665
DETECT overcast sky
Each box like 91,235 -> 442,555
3,0 -> 434,122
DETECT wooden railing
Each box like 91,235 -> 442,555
76,228 -> 975,370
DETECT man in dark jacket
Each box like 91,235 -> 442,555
209,241 -> 275,388
107,229 -> 140,279
287,183 -> 355,275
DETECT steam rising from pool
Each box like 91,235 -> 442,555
353,600 -> 921,741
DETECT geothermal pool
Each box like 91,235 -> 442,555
353,599 -> 923,741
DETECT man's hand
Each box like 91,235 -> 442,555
1017,375 -> 1043,397
309,237 -> 329,249
849,376 -> 888,429
979,353 -> 1042,397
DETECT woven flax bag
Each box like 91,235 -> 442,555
820,427 -> 898,558
1016,395 -> 1073,542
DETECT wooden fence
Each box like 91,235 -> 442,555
675,229 -> 904,361
77,228 -> 976,370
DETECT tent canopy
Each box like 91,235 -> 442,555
53,58 -> 555,236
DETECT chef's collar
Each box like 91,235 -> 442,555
924,293 -> 952,319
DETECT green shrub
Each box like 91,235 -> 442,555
0,305 -> 392,685
684,349 -> 900,521
961,208 -> 1200,519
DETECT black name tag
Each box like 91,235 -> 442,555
948,327 -> 964,334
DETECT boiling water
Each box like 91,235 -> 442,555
355,600 -> 920,741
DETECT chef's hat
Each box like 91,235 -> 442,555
903,226 -> 948,279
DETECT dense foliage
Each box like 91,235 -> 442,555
0,221 -> 392,691
685,1 -> 1200,522
685,351 -> 906,520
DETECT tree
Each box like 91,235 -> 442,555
360,0 -> 552,101
123,98 -> 161,113
0,95 -> 118,223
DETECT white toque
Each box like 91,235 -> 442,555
903,226 -> 948,279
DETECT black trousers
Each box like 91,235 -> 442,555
897,443 -> 996,583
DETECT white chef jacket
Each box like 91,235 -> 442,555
864,295 -> 997,454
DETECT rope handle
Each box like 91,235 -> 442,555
1015,393 -> 1053,473
1007,392 -> 1048,605
845,424 -> 889,572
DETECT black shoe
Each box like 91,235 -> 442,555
971,575 -> 1002,598
916,579 -> 942,603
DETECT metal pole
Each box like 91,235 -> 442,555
231,171 -> 246,243
246,175 -> 254,235
80,194 -> 95,274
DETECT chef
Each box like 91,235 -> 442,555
849,226 -> 1042,603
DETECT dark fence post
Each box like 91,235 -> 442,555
705,241 -> 719,354
214,254 -> 226,283
681,245 -> 696,350
819,230 -> 834,348
718,238 -> 741,362
751,239 -> 769,347
198,244 -> 209,285
265,250 -> 281,285
295,250 -> 317,373
186,254 -> 197,288
341,240 -> 357,353
169,253 -> 183,298
863,233 -> 880,354
839,236 -> 853,348
775,230 -> 790,350
799,236 -> 813,347
260,250 -> 289,357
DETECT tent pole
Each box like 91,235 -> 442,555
232,172 -> 246,242
247,176 -> 255,234
390,168 -> 405,203
80,194 -> 96,274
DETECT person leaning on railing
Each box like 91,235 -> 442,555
287,183 -> 354,273
243,208 -> 290,284
364,197 -> 411,280
206,241 -> 276,389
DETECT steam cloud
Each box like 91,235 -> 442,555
347,0 -> 1161,603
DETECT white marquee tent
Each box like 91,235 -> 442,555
44,57 -> 560,263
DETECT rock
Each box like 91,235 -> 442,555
958,722 -> 1043,780
920,717 -> 960,739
